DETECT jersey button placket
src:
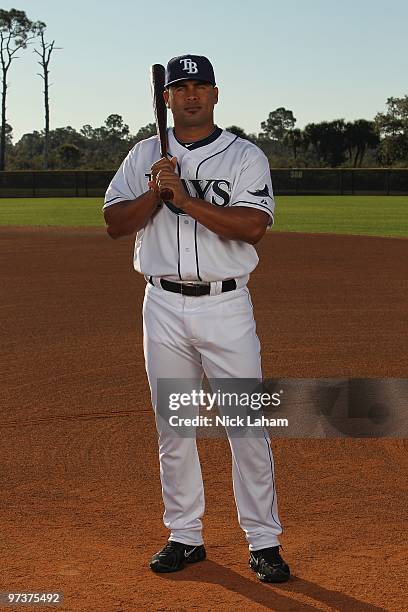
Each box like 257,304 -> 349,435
180,156 -> 197,280
178,215 -> 196,280
177,159 -> 195,280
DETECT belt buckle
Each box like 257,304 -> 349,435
182,282 -> 209,296
180,282 -> 195,296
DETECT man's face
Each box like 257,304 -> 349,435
164,80 -> 219,128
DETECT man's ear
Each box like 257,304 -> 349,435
163,89 -> 170,108
213,86 -> 219,105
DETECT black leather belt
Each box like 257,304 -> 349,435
148,277 -> 237,296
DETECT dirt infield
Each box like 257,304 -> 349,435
1,227 -> 407,611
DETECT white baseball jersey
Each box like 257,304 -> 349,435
103,127 -> 275,282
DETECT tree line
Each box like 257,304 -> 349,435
2,9 -> 408,171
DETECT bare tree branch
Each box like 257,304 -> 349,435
34,24 -> 60,169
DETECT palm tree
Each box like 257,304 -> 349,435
344,120 -> 379,167
283,128 -> 303,160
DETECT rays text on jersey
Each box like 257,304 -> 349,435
145,174 -> 231,206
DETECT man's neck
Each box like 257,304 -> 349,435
173,122 -> 216,144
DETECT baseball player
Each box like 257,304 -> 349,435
103,54 -> 290,583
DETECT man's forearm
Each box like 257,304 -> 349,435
181,197 -> 267,244
104,190 -> 160,239
154,159 -> 269,244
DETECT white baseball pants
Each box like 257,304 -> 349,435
142,282 -> 283,551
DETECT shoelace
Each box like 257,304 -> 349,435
161,541 -> 192,555
161,542 -> 180,553
254,547 -> 283,564
264,552 -> 282,564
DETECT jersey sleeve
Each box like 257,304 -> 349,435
103,142 -> 146,210
230,146 -> 275,227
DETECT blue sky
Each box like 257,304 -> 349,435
7,0 -> 408,141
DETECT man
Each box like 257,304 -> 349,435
103,54 -> 290,583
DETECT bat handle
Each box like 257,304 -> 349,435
159,148 -> 173,201
160,187 -> 174,202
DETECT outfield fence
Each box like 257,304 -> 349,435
0,168 -> 408,197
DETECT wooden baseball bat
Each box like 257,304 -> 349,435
150,63 -> 174,202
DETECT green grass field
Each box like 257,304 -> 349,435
0,196 -> 406,237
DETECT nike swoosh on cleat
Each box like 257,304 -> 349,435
184,547 -> 198,558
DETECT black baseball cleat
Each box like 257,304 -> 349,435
150,541 -> 206,573
249,546 -> 290,583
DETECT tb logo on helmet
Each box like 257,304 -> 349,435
179,58 -> 198,74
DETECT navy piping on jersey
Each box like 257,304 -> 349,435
194,221 -> 202,281
174,126 -> 222,151
231,200 -> 273,213
262,428 -> 282,530
171,156 -> 182,278
195,135 -> 239,178
104,195 -> 127,205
